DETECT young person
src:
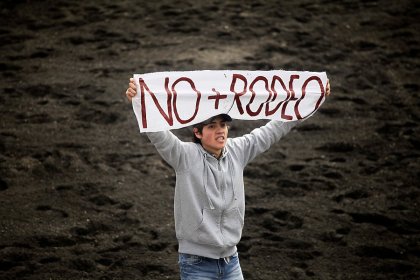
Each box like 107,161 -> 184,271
126,78 -> 330,279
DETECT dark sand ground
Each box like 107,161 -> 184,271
1,0 -> 419,279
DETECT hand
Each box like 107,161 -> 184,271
326,79 -> 331,96
125,78 -> 137,101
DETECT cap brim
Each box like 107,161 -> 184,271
218,114 -> 232,122
198,114 -> 232,126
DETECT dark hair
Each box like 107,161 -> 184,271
192,123 -> 204,144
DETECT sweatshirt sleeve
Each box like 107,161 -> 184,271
229,120 -> 300,167
146,131 -> 189,171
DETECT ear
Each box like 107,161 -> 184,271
193,128 -> 203,139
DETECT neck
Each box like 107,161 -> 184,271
202,145 -> 222,159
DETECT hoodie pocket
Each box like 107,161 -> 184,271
193,208 -> 224,247
191,207 -> 244,247
221,207 -> 244,246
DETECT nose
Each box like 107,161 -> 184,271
216,125 -> 225,133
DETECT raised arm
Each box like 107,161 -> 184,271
229,120 -> 299,166
126,77 -> 188,170
146,131 -> 190,170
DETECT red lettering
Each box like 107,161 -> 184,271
227,73 -> 324,122
266,75 -> 289,116
295,76 -> 325,119
247,76 -> 271,116
230,74 -> 247,114
288,75 -> 299,100
171,77 -> 201,124
208,88 -> 227,109
139,78 -> 173,128
281,75 -> 300,120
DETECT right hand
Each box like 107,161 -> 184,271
326,79 -> 331,96
125,78 -> 137,101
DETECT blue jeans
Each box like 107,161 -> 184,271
179,252 -> 244,280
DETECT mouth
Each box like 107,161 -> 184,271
216,136 -> 225,143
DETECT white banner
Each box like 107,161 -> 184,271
132,70 -> 328,132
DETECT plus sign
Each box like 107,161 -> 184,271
208,88 -> 227,109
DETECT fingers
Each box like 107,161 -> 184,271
125,78 -> 138,101
129,78 -> 136,89
125,87 -> 136,101
326,79 -> 331,96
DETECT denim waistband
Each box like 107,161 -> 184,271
179,251 -> 238,264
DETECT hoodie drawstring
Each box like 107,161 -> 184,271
202,154 -> 215,210
227,155 -> 238,201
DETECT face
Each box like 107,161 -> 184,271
194,117 -> 229,157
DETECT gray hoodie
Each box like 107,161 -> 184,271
146,120 -> 298,259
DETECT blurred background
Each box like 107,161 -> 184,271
0,0 -> 419,279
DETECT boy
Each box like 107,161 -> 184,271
126,78 -> 330,279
